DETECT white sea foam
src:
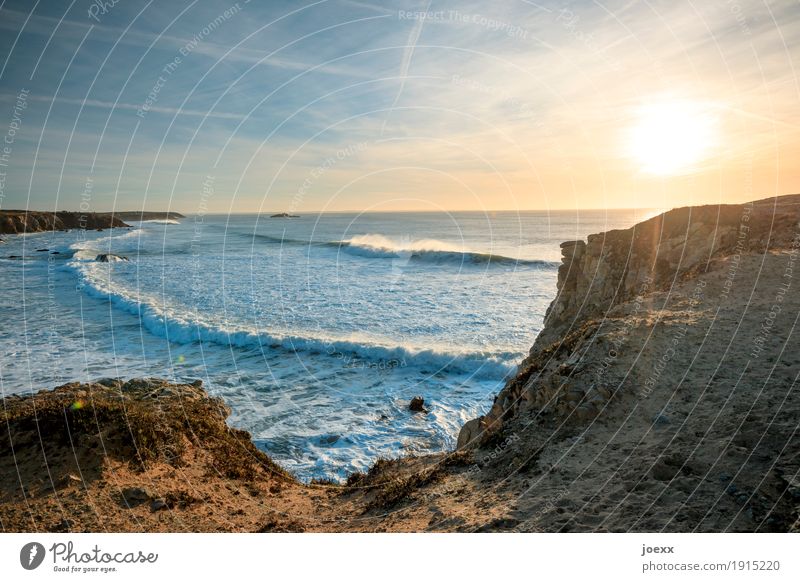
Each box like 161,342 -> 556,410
66,247 -> 518,380
130,218 -> 181,224
340,234 -> 557,267
250,232 -> 558,267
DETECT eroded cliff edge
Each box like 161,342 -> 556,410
0,211 -> 129,234
459,194 -> 800,446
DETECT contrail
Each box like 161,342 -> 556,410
380,0 -> 433,136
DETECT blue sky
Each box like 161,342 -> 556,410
0,0 -> 798,212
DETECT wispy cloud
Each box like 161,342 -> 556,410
18,94 -> 249,120
0,0 -> 798,211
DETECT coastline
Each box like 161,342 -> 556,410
0,211 -> 183,234
1,194 -> 798,532
0,211 -> 129,234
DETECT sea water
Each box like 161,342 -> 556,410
0,210 -> 652,480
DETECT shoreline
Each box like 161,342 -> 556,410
1,194 -> 799,532
0,211 -> 130,234
0,210 -> 185,235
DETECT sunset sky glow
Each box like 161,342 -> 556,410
0,0 -> 798,213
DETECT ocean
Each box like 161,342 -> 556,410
0,209 -> 653,480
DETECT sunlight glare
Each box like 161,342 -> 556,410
627,100 -> 719,175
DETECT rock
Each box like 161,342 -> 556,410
96,377 -> 123,388
50,251 -> 60,254
457,417 -> 483,449
150,498 -> 168,512
318,434 -> 340,445
120,487 -> 151,507
95,253 -> 128,262
269,212 -> 300,218
191,379 -> 203,388
409,396 -> 426,412
36,248 -> 49,252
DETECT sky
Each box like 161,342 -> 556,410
0,0 -> 797,213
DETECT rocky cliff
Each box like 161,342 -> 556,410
0,211 -> 129,234
459,194 -> 800,447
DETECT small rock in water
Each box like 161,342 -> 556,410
95,253 -> 128,263
36,248 -> 49,252
409,396 -> 426,412
319,434 -> 340,446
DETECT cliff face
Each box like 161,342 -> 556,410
540,195 -> 800,348
449,194 -> 800,532
0,211 -> 129,234
459,194 -> 800,446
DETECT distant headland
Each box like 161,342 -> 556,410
0,211 -> 129,234
0,210 -> 185,234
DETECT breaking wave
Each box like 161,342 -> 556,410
247,232 -> 557,268
64,247 -> 518,380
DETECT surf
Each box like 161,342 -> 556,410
246,231 -> 558,268
64,249 -> 519,380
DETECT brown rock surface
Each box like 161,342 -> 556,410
0,211 -> 129,234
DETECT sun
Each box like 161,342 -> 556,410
626,100 -> 719,175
